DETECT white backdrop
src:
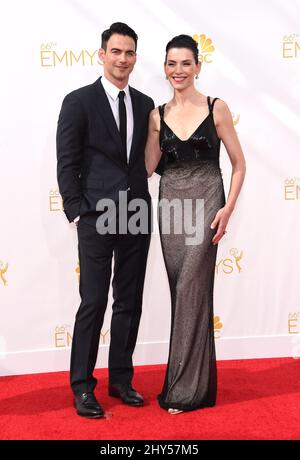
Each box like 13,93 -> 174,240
0,0 -> 300,376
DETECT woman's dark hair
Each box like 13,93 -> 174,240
165,34 -> 199,64
101,22 -> 138,51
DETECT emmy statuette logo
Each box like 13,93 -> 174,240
232,112 -> 240,126
216,248 -> 244,275
0,261 -> 8,286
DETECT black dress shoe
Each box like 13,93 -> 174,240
74,392 -> 104,418
108,383 -> 144,406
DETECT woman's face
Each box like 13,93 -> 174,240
165,47 -> 200,90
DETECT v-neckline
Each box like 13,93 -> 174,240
162,113 -> 211,142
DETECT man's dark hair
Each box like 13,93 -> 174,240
165,34 -> 199,64
101,22 -> 138,51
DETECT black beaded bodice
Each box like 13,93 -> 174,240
159,96 -> 220,167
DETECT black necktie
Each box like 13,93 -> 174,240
118,90 -> 127,163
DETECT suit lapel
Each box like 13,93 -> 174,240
129,87 -> 143,167
92,78 -> 126,169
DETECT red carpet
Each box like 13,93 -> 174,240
0,358 -> 299,440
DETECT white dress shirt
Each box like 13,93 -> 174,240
101,75 -> 134,163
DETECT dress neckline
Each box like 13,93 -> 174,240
162,114 -> 211,143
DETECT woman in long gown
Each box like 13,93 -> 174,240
145,35 -> 246,414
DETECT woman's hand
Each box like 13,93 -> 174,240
210,206 -> 232,245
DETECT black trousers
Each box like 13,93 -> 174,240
70,210 -> 151,396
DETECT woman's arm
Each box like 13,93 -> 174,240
210,100 -> 246,244
145,108 -> 162,177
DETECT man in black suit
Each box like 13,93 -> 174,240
56,23 -> 154,418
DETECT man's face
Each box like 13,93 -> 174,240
98,33 -> 137,87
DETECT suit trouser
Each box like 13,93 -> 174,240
70,213 -> 151,396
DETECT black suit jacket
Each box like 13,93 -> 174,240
56,77 -> 154,223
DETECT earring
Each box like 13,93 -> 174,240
195,74 -> 199,79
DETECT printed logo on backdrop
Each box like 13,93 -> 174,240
284,178 -> 300,200
214,315 -> 223,339
289,312 -> 300,359
0,261 -> 8,286
288,312 -> 299,335
55,325 -> 73,348
40,43 -> 100,67
231,112 -> 240,135
49,189 -> 63,211
55,325 -> 110,347
75,262 -> 80,282
282,34 -> 300,58
232,113 -> 240,127
192,34 -> 215,63
215,248 -> 244,275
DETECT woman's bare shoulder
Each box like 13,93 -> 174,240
149,106 -> 162,130
212,97 -> 229,112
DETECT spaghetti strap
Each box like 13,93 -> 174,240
158,104 -> 166,121
208,96 -> 219,114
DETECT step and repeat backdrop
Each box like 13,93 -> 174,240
0,0 -> 299,375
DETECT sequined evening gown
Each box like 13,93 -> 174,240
157,96 -> 225,412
